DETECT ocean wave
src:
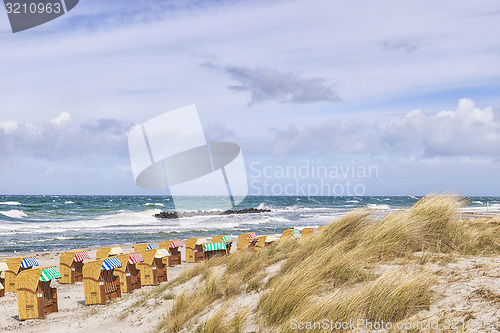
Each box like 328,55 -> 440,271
0,210 -> 27,218
471,201 -> 483,205
0,201 -> 21,205
144,203 -> 165,207
367,204 -> 391,210
345,200 -> 359,203
65,201 -> 75,204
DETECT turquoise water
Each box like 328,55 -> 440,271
0,195 -> 498,254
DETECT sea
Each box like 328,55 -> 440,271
0,195 -> 499,255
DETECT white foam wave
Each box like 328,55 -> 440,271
144,203 -> 165,207
367,204 -> 391,210
0,201 -> 21,205
345,200 -> 359,203
0,209 -> 27,218
471,201 -> 483,205
65,201 -> 75,204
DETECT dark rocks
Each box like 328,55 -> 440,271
153,207 -> 271,219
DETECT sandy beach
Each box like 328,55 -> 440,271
1,199 -> 500,332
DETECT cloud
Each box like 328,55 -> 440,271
222,65 -> 341,105
380,38 -> 421,53
50,112 -> 72,128
258,99 -> 500,159
0,114 -> 134,161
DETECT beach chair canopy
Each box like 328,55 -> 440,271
222,236 -> 232,242
154,248 -> 170,258
109,247 -> 124,256
74,250 -> 90,262
203,241 -> 226,252
128,253 -> 144,264
0,261 -> 8,271
196,238 -> 208,245
21,257 -> 39,268
169,240 -> 183,248
102,257 -> 122,270
40,267 -> 62,282
263,235 -> 278,243
292,229 -> 301,239
147,244 -> 159,250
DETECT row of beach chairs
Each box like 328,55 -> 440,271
0,227 -> 322,320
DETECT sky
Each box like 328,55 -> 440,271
0,0 -> 499,196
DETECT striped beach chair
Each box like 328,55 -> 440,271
134,243 -> 159,252
203,241 -> 228,260
59,249 -> 90,284
5,256 -> 39,292
114,252 -> 143,293
237,232 -> 259,251
159,240 -> 183,266
83,258 -> 122,305
212,235 -> 233,254
16,266 -> 61,320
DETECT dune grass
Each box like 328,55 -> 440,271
153,193 -> 500,332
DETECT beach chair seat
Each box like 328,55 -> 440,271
185,238 -> 208,263
159,240 -> 183,266
83,258 -> 122,305
59,249 -> 90,284
16,266 -> 61,320
237,232 -> 259,251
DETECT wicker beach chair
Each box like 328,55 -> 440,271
185,238 -> 208,263
255,235 -> 279,248
137,248 -> 169,286
236,232 -> 259,251
133,243 -> 159,252
202,241 -> 228,260
59,249 -> 90,284
95,246 -> 124,259
280,229 -> 301,240
0,261 -> 8,297
113,252 -> 143,293
212,235 -> 233,254
16,266 -> 61,320
5,256 -> 39,293
83,258 -> 122,305
159,240 -> 183,266
301,227 -> 319,239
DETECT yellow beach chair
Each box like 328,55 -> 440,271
280,229 -> 301,240
83,258 -> 122,305
137,248 -> 169,286
185,237 -> 208,263
159,240 -> 183,266
5,256 -> 39,293
16,266 -> 61,320
212,235 -> 233,254
95,246 -> 124,259
59,249 -> 90,284
237,232 -> 259,251
133,243 -> 159,252
255,235 -> 279,248
113,252 -> 143,293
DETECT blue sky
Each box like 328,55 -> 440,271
0,0 -> 499,195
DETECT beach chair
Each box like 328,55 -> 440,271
0,261 -> 8,297
255,235 -> 279,248
95,246 -> 124,259
83,258 -> 122,305
16,266 -> 61,320
59,249 -> 90,284
159,240 -> 183,266
212,235 -> 233,254
4,256 -> 39,293
301,227 -> 318,239
113,252 -> 143,293
137,248 -> 169,286
185,238 -> 208,263
280,229 -> 301,240
317,226 -> 325,233
133,243 -> 159,252
236,232 -> 259,251
203,241 -> 228,260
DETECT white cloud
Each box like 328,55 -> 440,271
0,121 -> 18,134
50,112 -> 72,128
